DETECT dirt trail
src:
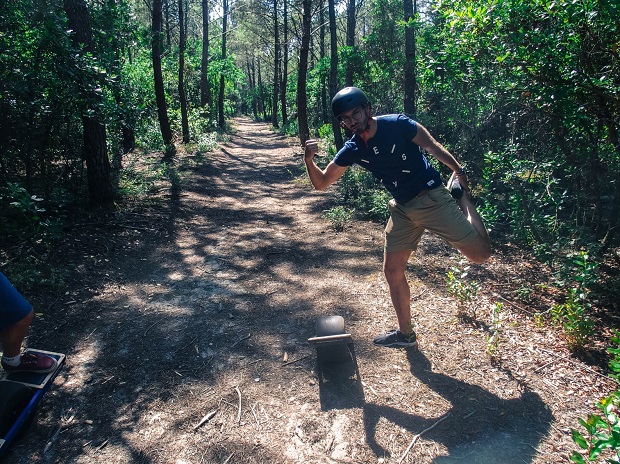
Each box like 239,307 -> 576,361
4,118 -> 611,463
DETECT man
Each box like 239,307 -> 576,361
1,271 -> 58,373
304,86 -> 491,348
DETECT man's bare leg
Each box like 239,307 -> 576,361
455,190 -> 492,264
383,250 -> 414,334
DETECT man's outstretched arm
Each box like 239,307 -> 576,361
304,139 -> 348,191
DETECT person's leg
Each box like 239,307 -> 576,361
454,191 -> 491,264
0,272 -> 57,373
0,309 -> 34,357
423,185 -> 491,264
374,200 -> 424,347
1,311 -> 57,372
383,250 -> 413,334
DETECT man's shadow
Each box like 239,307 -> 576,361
362,348 -> 553,463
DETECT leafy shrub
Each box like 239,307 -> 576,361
446,259 -> 481,317
197,132 -> 219,153
323,206 -> 354,231
1,182 -> 64,242
336,167 -> 390,223
486,302 -> 505,360
551,251 -> 598,351
571,331 -> 620,463
551,288 -> 594,351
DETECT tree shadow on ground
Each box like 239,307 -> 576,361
361,348 -> 553,463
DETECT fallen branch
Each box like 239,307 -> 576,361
491,293 -> 535,315
72,221 -> 155,232
398,413 -> 450,464
281,355 -> 309,367
95,439 -> 109,452
231,333 -> 251,348
194,409 -> 218,431
43,426 -> 62,454
539,348 -> 615,385
250,403 -> 260,427
235,386 -> 242,425
144,318 -> 166,336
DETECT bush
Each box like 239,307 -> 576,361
571,331 -> 620,463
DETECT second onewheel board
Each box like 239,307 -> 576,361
0,349 -> 66,458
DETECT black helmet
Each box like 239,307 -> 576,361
331,87 -> 369,117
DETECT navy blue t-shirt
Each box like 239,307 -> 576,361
333,114 -> 442,203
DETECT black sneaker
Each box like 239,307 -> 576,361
447,172 -> 463,200
373,329 -> 418,348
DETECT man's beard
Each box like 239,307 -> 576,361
351,115 -> 369,135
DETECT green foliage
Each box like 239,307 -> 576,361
317,124 -> 337,156
480,149 -> 573,262
446,259 -> 481,317
551,251 -> 598,350
6,182 -> 46,224
0,182 -> 64,242
117,157 -> 169,201
571,331 -> 620,463
335,167 -> 390,223
360,0 -> 405,113
3,260 -> 67,295
323,206 -> 354,231
196,132 -> 220,154
486,302 -> 505,360
551,288 -> 594,351
417,0 -> 620,254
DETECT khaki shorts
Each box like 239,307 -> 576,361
385,186 -> 479,253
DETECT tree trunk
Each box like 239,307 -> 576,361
319,0 -> 328,123
328,0 -> 343,148
403,0 -> 416,117
63,0 -> 115,207
200,0 -> 210,108
218,0 -> 228,129
272,0 -> 280,128
297,0 -> 311,144
345,0 -> 356,86
152,0 -> 174,152
258,59 -> 267,121
178,0 -> 189,142
280,0 -> 288,126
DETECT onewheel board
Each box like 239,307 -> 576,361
0,349 -> 66,458
308,315 -> 353,364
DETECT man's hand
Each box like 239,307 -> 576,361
304,139 -> 319,162
456,170 -> 470,191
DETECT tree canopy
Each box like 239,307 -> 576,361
1,0 -> 618,268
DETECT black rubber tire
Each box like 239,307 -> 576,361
315,315 -> 345,337
0,382 -> 34,438
315,316 -> 351,364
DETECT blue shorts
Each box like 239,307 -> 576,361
0,272 -> 33,331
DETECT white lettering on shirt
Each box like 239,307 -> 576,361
391,144 -> 396,153
373,146 -> 380,155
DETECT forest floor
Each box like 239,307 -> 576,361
2,117 -> 619,464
